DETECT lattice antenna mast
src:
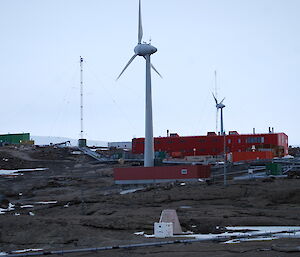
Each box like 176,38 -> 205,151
80,56 -> 84,139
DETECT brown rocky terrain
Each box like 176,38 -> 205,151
0,146 -> 300,256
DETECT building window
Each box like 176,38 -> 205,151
228,139 -> 231,144
181,169 -> 188,175
238,139 -> 241,143
246,137 -> 264,144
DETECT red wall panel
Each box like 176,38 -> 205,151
114,165 -> 211,181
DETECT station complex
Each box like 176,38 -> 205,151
132,130 -> 288,162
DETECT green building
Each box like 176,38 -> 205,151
0,133 -> 30,145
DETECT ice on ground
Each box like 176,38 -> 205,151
139,226 -> 300,243
224,237 -> 275,244
180,205 -> 192,208
21,205 -> 34,208
120,188 -> 144,195
71,151 -> 82,155
134,231 -> 145,235
223,226 -> 300,243
0,168 -> 48,177
0,203 -> 15,214
226,226 -> 300,234
64,202 -> 70,208
11,249 -> 43,254
0,170 -> 23,176
35,201 -> 57,204
15,168 -> 48,172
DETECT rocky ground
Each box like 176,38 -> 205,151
0,145 -> 300,256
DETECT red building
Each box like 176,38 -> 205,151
132,131 -> 288,159
114,165 -> 211,184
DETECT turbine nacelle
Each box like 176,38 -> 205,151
134,43 -> 157,56
216,103 -> 225,109
213,93 -> 225,109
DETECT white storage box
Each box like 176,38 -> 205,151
154,222 -> 173,238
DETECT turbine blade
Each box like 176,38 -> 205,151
142,56 -> 162,78
212,93 -> 218,104
116,54 -> 137,80
151,63 -> 163,78
138,0 -> 143,43
220,97 -> 225,104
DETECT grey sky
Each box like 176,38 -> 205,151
1,0 -> 299,145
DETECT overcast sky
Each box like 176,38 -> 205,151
1,0 -> 299,145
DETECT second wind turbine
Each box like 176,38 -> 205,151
212,93 -> 226,135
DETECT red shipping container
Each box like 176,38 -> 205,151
232,151 -> 273,162
114,165 -> 210,184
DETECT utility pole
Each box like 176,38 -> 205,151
223,131 -> 227,186
80,56 -> 84,139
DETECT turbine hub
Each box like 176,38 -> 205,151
134,43 -> 157,56
216,103 -> 225,109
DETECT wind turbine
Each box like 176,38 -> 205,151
117,0 -> 161,167
212,93 -> 226,135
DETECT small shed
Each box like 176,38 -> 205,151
114,165 -> 210,184
0,133 -> 30,145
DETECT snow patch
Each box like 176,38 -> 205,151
0,203 -> 15,214
11,249 -> 43,254
35,201 -> 57,205
138,226 -> 300,243
134,231 -> 145,235
120,188 -> 144,195
21,205 -> 34,208
0,168 -> 48,177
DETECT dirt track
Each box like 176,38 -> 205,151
0,146 -> 300,256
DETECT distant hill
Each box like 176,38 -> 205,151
32,136 -> 108,147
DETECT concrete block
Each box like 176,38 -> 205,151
159,209 -> 183,234
154,222 -> 173,238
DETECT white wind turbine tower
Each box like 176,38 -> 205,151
212,93 -> 226,135
117,0 -> 162,167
